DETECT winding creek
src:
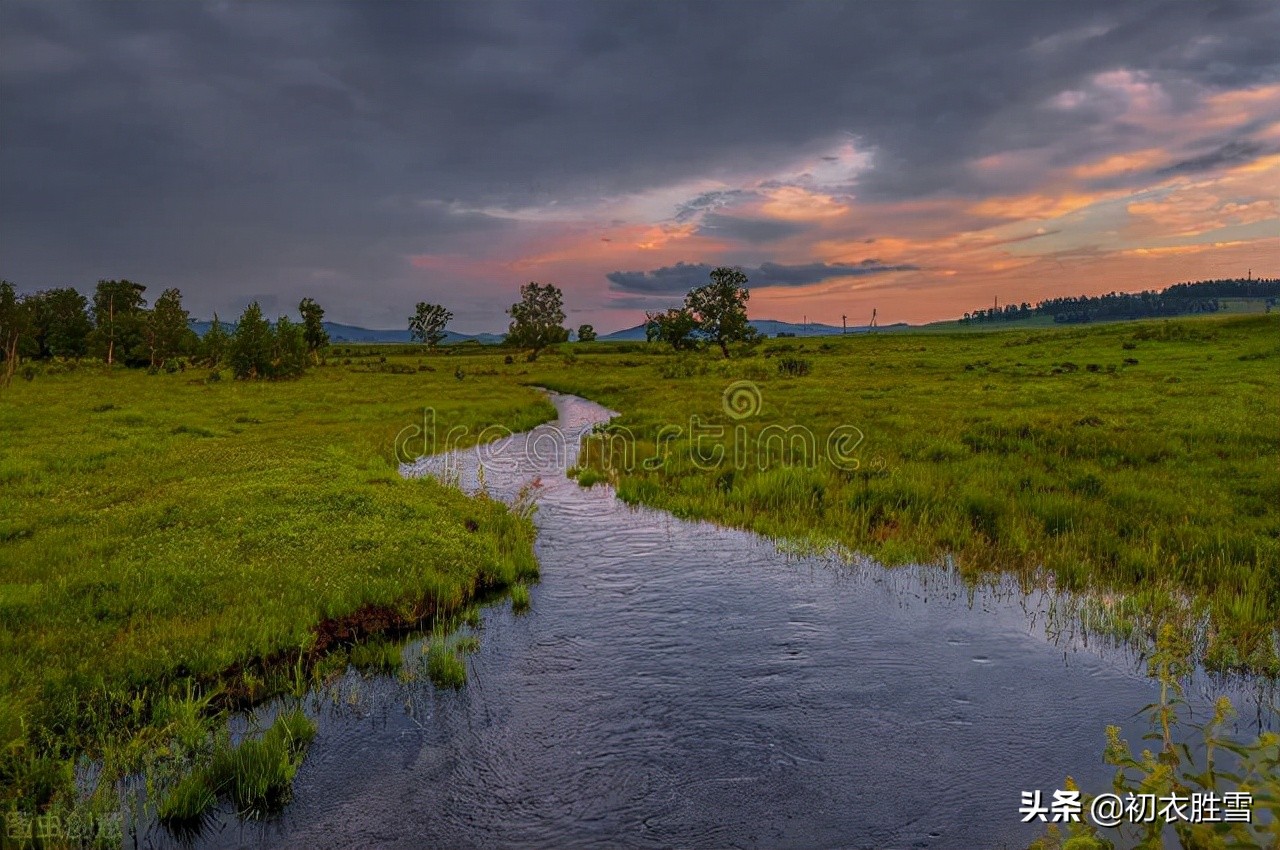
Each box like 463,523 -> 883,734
191,392 -> 1274,850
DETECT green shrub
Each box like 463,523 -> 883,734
777,357 -> 811,377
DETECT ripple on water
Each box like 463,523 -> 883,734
182,393 -> 1276,850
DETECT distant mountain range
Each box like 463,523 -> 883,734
598,318 -> 905,341
188,319 -> 504,344
188,317 -> 897,344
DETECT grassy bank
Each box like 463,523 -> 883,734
0,360 -> 554,813
527,314 -> 1280,673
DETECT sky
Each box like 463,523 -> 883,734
2,2 -> 1278,334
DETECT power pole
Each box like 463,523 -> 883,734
842,314 -> 847,334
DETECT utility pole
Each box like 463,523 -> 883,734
842,314 -> 847,334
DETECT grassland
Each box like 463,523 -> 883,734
2,313 -> 1277,833
524,314 -> 1280,674
0,360 -> 554,812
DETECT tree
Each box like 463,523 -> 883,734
505,282 -> 568,358
92,280 -> 147,366
299,297 -> 329,363
229,301 -> 273,379
202,313 -> 230,366
686,266 -> 756,357
408,302 -> 453,351
272,314 -> 309,378
645,307 -> 699,351
0,281 -> 32,386
29,288 -> 92,360
146,288 -> 190,367
577,324 -> 597,342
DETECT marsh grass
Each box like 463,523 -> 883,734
1030,626 -> 1280,849
510,583 -> 531,613
0,362 -> 554,811
4,316 -> 1277,827
527,315 -> 1280,673
424,637 -> 468,689
348,637 -> 403,675
204,709 -> 316,818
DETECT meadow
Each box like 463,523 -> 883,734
0,359 -> 553,817
523,314 -> 1280,675
2,312 -> 1277,840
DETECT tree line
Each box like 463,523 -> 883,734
961,278 -> 1279,325
408,282 -> 595,359
3,264 -> 765,386
409,265 -> 757,360
0,280 -> 329,386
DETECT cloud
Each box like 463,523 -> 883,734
606,260 -> 917,294
1158,140 -> 1268,174
1,1 -> 1278,328
697,213 -> 806,244
673,190 -> 758,223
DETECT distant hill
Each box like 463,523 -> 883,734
599,317 -> 898,341
188,316 -> 904,345
188,319 -> 502,344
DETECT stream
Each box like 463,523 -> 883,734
191,392 -> 1275,850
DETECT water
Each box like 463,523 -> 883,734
191,393 -> 1274,850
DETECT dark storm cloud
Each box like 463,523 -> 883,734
1158,140 -> 1269,175
698,213 -> 806,244
605,295 -> 682,310
1,1 -> 1278,324
606,261 -> 916,294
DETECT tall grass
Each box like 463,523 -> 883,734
157,708 -> 318,825
0,361 -> 554,811
529,315 -> 1280,673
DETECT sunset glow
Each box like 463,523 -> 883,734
2,2 -> 1276,332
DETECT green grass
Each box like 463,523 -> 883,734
348,637 -> 403,674
510,583 -> 531,613
522,314 -> 1280,673
424,636 -> 468,689
0,360 -> 554,809
204,708 -> 317,818
3,313 -> 1277,825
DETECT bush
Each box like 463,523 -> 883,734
777,357 -> 812,377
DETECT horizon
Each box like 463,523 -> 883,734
60,273 -> 1280,337
3,2 -> 1279,334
